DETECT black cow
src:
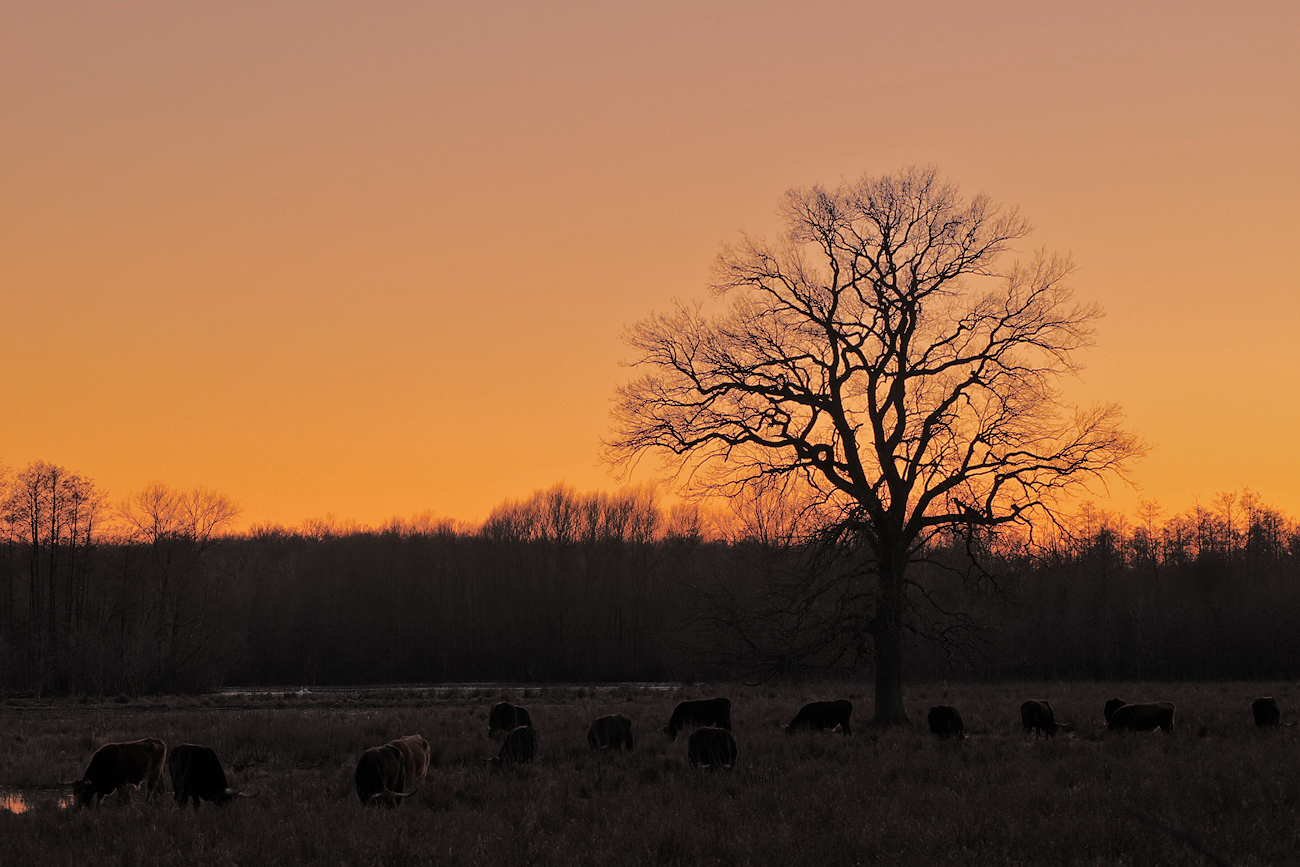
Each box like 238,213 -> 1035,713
927,706 -> 964,739
488,725 -> 538,766
355,738 -> 422,807
1020,699 -> 1061,737
786,700 -> 852,736
67,737 -> 167,807
1107,700 -> 1175,733
1252,696 -> 1281,728
588,713 -> 634,750
687,726 -> 737,770
1103,698 -> 1127,725
488,702 -> 533,738
662,698 -> 731,740
168,744 -> 251,809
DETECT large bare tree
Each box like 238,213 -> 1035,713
607,167 -> 1144,725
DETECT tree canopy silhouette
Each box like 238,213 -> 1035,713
607,166 -> 1144,725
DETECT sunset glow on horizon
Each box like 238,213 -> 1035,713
4,0 -> 1298,530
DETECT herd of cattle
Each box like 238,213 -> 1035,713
58,694 -> 1287,808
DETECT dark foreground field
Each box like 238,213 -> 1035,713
2,682 -> 1298,866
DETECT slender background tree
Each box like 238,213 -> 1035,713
607,167 -> 1145,724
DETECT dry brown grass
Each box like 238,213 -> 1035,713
2,682 -> 1298,866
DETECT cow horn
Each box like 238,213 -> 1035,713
234,790 -> 257,798
396,789 -> 417,799
58,779 -> 82,786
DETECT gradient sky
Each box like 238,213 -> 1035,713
4,0 -> 1298,529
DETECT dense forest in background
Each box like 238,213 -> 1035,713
2,459 -> 1300,695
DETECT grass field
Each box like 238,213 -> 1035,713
1,681 -> 1298,866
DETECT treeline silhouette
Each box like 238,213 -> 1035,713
2,459 -> 1299,694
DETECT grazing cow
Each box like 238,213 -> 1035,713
488,725 -> 538,766
588,713 -> 634,750
687,726 -> 737,770
927,706 -> 964,739
168,744 -> 252,809
662,698 -> 731,740
67,737 -> 168,807
1107,701 -> 1176,733
786,700 -> 853,736
488,702 -> 533,738
1104,698 -> 1127,725
390,734 -> 431,779
1252,696 -> 1281,728
355,736 -> 425,807
1020,699 -> 1061,737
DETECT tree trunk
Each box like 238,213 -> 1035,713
870,619 -> 909,726
870,560 -> 910,726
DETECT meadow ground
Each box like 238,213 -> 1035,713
1,681 -> 1298,866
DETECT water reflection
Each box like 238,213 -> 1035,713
0,790 -> 73,813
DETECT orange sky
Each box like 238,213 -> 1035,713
3,0 -> 1298,530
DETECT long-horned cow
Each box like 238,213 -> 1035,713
355,735 -> 427,807
168,744 -> 252,809
488,725 -> 538,766
687,726 -> 737,770
662,698 -> 731,741
588,713 -> 634,750
488,702 -> 533,738
927,706 -> 964,739
1252,696 -> 1281,728
1020,700 -> 1063,737
1107,701 -> 1175,733
67,737 -> 168,807
785,700 -> 852,736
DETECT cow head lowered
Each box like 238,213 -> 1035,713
66,738 -> 168,807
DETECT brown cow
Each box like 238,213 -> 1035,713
355,735 -> 425,807
68,737 -> 168,807
687,726 -> 737,770
927,706 -> 964,739
588,713 -> 634,750
1252,696 -> 1281,728
1107,701 -> 1175,733
488,702 -> 533,738
488,725 -> 537,766
786,700 -> 853,736
390,734 -> 431,779
168,744 -> 252,809
662,698 -> 731,740
1020,700 -> 1062,737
